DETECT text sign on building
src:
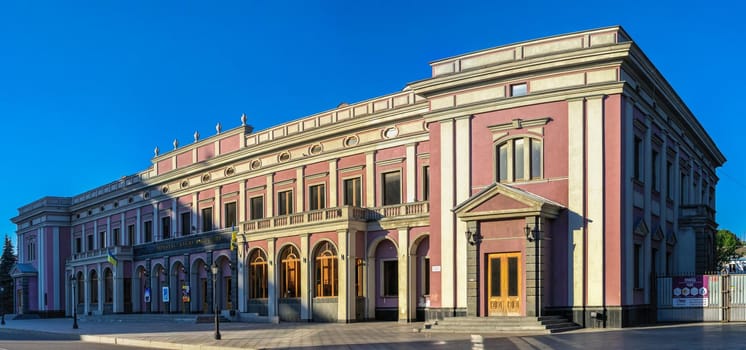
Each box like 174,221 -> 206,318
672,276 -> 709,307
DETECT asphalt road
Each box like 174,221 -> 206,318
0,329 -> 151,350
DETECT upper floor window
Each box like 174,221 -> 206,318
224,202 -> 237,229
26,238 -> 36,261
496,137 -> 542,182
634,136 -> 644,182
201,207 -> 213,232
87,234 -> 94,251
113,228 -> 120,246
250,196 -> 264,220
510,83 -> 527,97
382,171 -> 401,206
180,212 -> 191,236
278,190 -> 293,216
309,184 -> 326,211
143,221 -> 153,243
422,166 -> 430,201
343,178 -> 362,207
75,237 -> 82,253
99,231 -> 106,249
666,161 -> 674,200
161,217 -> 171,240
652,150 -> 660,192
127,224 -> 135,246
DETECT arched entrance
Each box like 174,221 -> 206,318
151,264 -> 166,313
171,261 -> 188,313
277,244 -> 301,321
410,234 -> 430,321
89,269 -> 99,313
190,259 -> 209,313
370,238 -> 398,321
214,255 -> 232,311
311,240 -> 339,322
247,248 -> 268,316
103,268 -> 113,314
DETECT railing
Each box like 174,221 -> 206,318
241,201 -> 429,233
68,246 -> 133,263
679,204 -> 715,221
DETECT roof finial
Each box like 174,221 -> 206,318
241,113 -> 247,126
194,130 -> 200,142
216,122 -> 222,134
173,138 -> 179,149
154,146 -> 159,157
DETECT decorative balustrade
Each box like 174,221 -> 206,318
241,201 -> 429,234
68,246 -> 133,263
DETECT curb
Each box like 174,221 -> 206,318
79,334 -> 257,350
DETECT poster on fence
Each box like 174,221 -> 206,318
672,276 -> 709,307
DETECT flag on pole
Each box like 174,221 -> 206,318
230,228 -> 237,251
107,249 -> 118,267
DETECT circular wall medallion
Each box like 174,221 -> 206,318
143,191 -> 150,199
181,180 -> 189,189
225,166 -> 235,176
383,127 -> 399,139
161,186 -> 169,194
309,144 -> 322,155
344,135 -> 359,147
250,159 -> 261,170
202,173 -> 211,183
279,152 -> 291,162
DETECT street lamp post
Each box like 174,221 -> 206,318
211,263 -> 221,340
71,275 -> 78,329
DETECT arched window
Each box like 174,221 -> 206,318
280,246 -> 300,298
496,137 -> 542,182
104,268 -> 113,303
249,250 -> 268,299
314,241 -> 338,297
76,272 -> 84,305
90,270 -> 99,304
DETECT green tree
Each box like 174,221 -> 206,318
716,229 -> 742,270
0,235 -> 16,314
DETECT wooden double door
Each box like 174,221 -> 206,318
487,252 -> 521,316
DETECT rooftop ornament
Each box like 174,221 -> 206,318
173,138 -> 179,149
216,122 -> 222,134
154,146 -> 159,157
194,131 -> 200,142
241,113 -> 247,126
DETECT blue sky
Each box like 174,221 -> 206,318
1,1 -> 743,247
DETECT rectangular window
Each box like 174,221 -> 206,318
652,150 -> 660,192
250,196 -> 264,220
99,231 -> 106,249
422,166 -> 430,201
113,228 -> 120,246
490,258 -> 501,296
144,221 -> 153,243
498,143 -> 508,182
513,139 -> 525,180
634,244 -> 642,289
75,237 -> 82,253
309,184 -> 326,211
225,202 -> 237,229
343,178 -> 362,207
680,174 -> 687,205
666,161 -> 674,200
127,224 -> 135,246
634,137 -> 643,181
161,217 -> 171,239
87,235 -> 94,251
202,208 -> 213,232
181,212 -> 191,236
530,139 -> 542,179
278,190 -> 293,216
508,256 -> 518,296
511,83 -> 527,96
382,171 -> 401,206
382,260 -> 398,297
355,258 -> 364,297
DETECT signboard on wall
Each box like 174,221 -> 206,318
672,276 -> 709,307
162,287 -> 170,303
144,287 -> 151,303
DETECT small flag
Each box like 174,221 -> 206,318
107,249 -> 118,267
230,229 -> 237,251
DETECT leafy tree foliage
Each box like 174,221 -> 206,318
0,235 -> 17,314
716,229 -> 742,269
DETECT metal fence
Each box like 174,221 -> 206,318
656,272 -> 746,322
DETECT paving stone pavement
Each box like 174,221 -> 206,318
0,314 -> 512,349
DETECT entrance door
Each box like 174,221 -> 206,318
201,278 -> 208,313
487,253 -> 521,316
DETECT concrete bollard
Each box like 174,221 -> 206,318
471,334 -> 484,350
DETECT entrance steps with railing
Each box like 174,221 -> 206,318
423,315 -> 580,334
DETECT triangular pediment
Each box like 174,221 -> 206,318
667,230 -> 678,246
453,182 -> 563,221
10,263 -> 37,278
652,225 -> 664,241
634,219 -> 649,238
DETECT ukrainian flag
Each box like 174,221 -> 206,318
107,249 -> 118,267
230,229 -> 237,251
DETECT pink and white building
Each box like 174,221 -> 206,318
11,26 -> 724,327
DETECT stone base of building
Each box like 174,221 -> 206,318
545,304 -> 655,328
424,307 -> 468,321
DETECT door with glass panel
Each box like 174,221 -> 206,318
487,252 -> 521,316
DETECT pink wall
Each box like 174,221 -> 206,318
219,134 -> 241,155
478,219 -> 527,316
157,158 -> 172,175
427,122 -> 442,307
176,151 -> 192,168
197,144 -> 215,162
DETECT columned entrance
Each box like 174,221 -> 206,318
487,252 -> 521,316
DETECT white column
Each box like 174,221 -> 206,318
153,203 -> 159,241
586,95 -> 605,306
53,227 -> 60,310
337,229 -> 350,322
171,198 -> 177,237
455,116 -> 471,310
365,152 -> 375,207
93,221 -> 98,249
296,167 -> 304,213
397,228 -> 410,322
329,160 -> 338,207
84,273 -> 90,316
215,187 -> 222,229
267,238 -> 277,320
97,263 -> 104,314
300,234 -> 310,320
439,119 -> 455,310
266,175 -> 274,218
120,213 -> 125,246
623,97 -> 635,303
192,193 -> 198,233
106,217 -> 111,246
406,144 -> 416,203
239,180 -> 246,223
136,207 -> 142,244
567,97 -> 585,306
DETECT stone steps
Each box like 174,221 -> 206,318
424,316 -> 580,334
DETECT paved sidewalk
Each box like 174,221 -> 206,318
0,314 -> 508,349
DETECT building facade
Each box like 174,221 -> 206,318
11,26 -> 725,327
